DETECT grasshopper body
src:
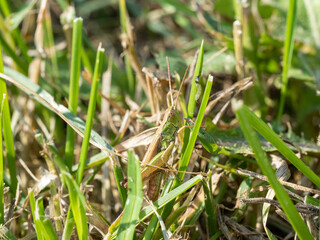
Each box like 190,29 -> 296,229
160,109 -> 180,149
141,107 -> 180,182
143,108 -> 180,200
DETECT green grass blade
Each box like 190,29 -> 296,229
202,178 -> 217,235
76,44 -> 104,184
0,0 -> 10,17
29,190 -> 44,240
65,17 -> 83,170
240,103 -> 320,188
277,0 -> 297,122
62,214 -> 75,240
61,171 -> 88,240
117,150 -> 143,240
0,94 -> 5,224
119,0 -> 135,97
232,99 -> 313,240
29,190 -> 58,240
180,40 -> 204,164
0,33 -> 27,74
36,198 -> 59,239
178,75 -> 213,180
0,45 -> 17,195
72,152 -> 109,172
113,162 -> 128,207
6,0 -> 34,65
187,40 -> 204,119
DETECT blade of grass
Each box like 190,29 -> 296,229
76,43 -> 104,184
0,44 -> 17,195
29,190 -> 45,240
61,171 -> 88,240
65,17 -> 83,170
202,177 -> 218,236
187,40 -> 204,119
277,0 -> 297,122
119,0 -> 138,98
178,74 -> 213,180
0,94 -> 5,224
116,150 -> 143,240
0,31 -> 27,74
180,40 -> 204,161
232,99 -> 313,240
43,8 -> 59,81
29,190 -> 59,240
36,198 -> 59,239
240,103 -> 320,188
241,2 -> 266,117
2,0 -> 33,65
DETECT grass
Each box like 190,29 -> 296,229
65,17 -> 83,171
0,0 -> 319,239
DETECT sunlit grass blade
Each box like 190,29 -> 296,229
239,102 -> 320,188
277,0 -> 297,122
241,2 -> 266,117
2,0 -> 33,65
113,162 -> 128,208
187,40 -> 204,119
29,190 -> 45,240
61,171 -> 88,240
178,75 -> 213,180
36,198 -> 59,239
28,190 -> 59,240
65,17 -> 83,170
202,177 -> 217,236
0,44 -> 17,195
0,94 -> 5,224
180,40 -> 204,162
76,43 -> 104,184
72,152 -> 109,172
117,150 -> 143,240
0,32 -> 27,74
232,99 -> 313,240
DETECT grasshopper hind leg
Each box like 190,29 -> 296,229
147,171 -> 164,201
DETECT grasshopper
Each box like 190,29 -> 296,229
139,59 -> 189,201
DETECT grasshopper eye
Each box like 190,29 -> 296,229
169,109 -> 176,118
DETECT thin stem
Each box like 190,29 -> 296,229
65,18 -> 83,170
76,44 -> 105,184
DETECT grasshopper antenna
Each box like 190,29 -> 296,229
166,56 -> 174,107
174,64 -> 190,108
